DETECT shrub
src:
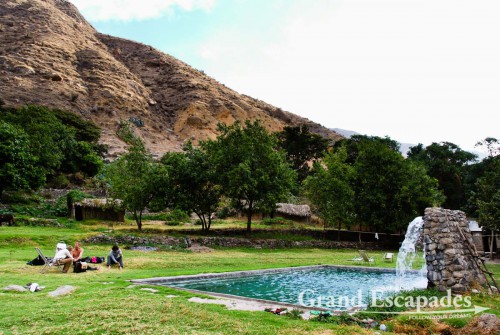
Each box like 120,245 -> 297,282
165,221 -> 181,226
70,172 -> 86,184
66,189 -> 93,209
442,317 -> 469,329
13,217 -> 62,227
165,209 -> 189,223
313,312 -> 358,325
116,120 -> 142,146
1,191 -> 43,205
9,200 -> 68,218
216,206 -> 238,219
48,174 -> 70,188
261,217 -> 294,226
130,213 -> 167,221
284,309 -> 303,320
53,195 -> 71,217
52,108 -> 100,143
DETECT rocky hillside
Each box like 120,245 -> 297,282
0,0 -> 342,157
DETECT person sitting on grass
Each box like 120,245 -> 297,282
107,245 -> 123,270
51,243 -> 73,273
69,242 -> 84,262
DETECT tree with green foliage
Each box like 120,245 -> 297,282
467,138 -> 500,258
0,121 -> 45,200
347,136 -> 442,232
476,157 -> 500,259
50,108 -> 101,143
476,137 -> 500,158
161,143 -> 223,232
303,145 -> 355,232
277,125 -> 329,183
407,142 -> 477,210
340,135 -> 401,164
1,105 -> 75,176
0,105 -> 103,180
209,121 -> 296,233
105,144 -> 167,230
463,138 -> 499,217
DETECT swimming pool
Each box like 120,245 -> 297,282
135,265 -> 426,310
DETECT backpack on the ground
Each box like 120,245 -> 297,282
27,255 -> 50,266
90,256 -> 105,263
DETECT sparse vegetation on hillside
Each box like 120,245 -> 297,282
0,0 -> 342,157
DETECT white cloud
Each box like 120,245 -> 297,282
197,0 -> 500,152
69,0 -> 216,21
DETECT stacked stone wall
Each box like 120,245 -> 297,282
423,207 -> 486,293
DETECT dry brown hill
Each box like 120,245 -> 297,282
0,0 -> 342,157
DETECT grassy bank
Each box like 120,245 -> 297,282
0,224 -> 498,335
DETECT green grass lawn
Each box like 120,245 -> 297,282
0,224 -> 498,335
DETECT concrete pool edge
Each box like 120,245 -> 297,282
131,265 -> 422,314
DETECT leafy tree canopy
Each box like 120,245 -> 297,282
303,145 -> 355,231
0,121 -> 45,199
408,141 -> 477,210
161,142 -> 223,232
0,105 -> 103,180
337,135 -> 400,164
277,125 -> 329,183
104,144 -> 166,231
324,136 -> 443,233
209,121 -> 297,233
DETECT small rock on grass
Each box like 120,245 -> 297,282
4,285 -> 27,292
140,288 -> 159,293
48,285 -> 76,297
125,285 -> 138,289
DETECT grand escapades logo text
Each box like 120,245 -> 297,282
298,289 -> 472,312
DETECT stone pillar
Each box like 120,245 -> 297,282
423,207 -> 487,293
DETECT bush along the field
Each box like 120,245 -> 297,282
0,191 -> 45,205
441,317 -> 470,329
11,217 -> 65,227
261,217 -> 294,226
165,209 -> 190,224
8,201 -> 66,218
165,221 -> 182,226
127,213 -> 167,221
5,191 -> 88,218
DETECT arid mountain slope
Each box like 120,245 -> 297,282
0,0 -> 341,157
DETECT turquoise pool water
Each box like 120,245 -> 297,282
165,267 -> 425,309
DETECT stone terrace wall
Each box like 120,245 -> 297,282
423,207 -> 486,293
84,234 -> 388,250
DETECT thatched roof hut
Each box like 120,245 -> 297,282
275,203 -> 311,222
73,198 -> 124,222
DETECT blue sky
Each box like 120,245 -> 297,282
70,0 -> 500,154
